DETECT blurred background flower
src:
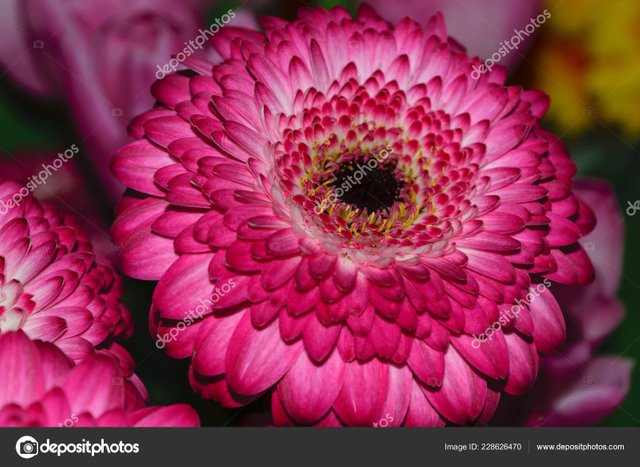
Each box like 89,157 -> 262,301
0,152 -> 115,258
360,0 -> 542,70
0,0 -> 205,199
522,0 -> 640,137
492,179 -> 633,426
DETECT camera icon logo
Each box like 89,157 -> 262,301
16,436 -> 39,459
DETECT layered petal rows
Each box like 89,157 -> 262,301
112,6 -> 595,426
0,177 -> 132,361
493,180 -> 632,426
0,331 -> 198,427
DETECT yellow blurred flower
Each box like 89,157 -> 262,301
530,0 -> 640,136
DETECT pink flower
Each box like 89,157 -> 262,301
0,331 -> 199,427
361,0 -> 543,70
0,0 -> 205,199
0,151 -> 118,261
112,6 -> 595,426
493,179 -> 632,426
0,0 -> 54,96
0,176 -> 132,362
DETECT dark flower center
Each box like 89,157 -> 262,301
331,160 -> 405,213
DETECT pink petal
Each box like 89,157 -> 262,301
225,313 -> 303,395
404,380 -> 445,427
333,359 -> 389,426
63,354 -> 124,416
278,349 -> 346,424
424,346 -> 487,424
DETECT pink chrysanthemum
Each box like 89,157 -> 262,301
0,177 -> 132,361
112,6 -> 595,426
0,331 -> 198,427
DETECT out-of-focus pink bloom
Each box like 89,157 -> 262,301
554,179 -> 625,351
493,179 -> 632,426
112,6 -> 595,426
0,331 -> 199,427
0,0 -> 54,96
361,0 -> 543,70
0,176 -> 132,362
0,0 -> 205,199
1,152 -> 116,260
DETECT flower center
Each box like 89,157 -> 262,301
331,160 -> 405,213
274,75 -> 483,252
